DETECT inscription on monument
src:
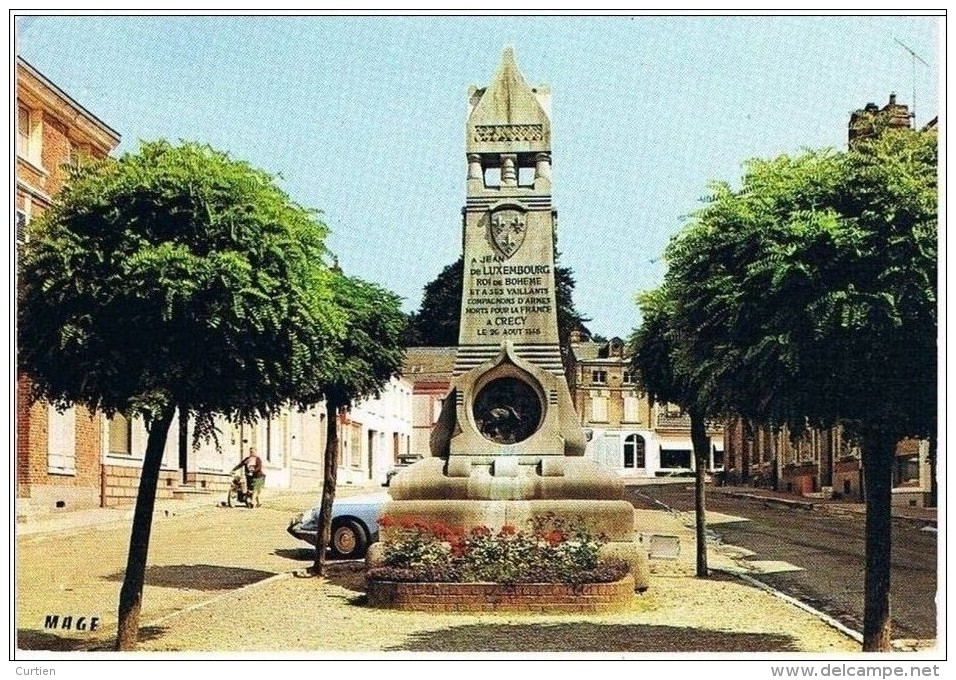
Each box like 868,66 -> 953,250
465,253 -> 553,338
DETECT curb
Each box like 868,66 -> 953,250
720,569 -> 863,644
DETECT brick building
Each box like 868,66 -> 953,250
16,56 -> 122,514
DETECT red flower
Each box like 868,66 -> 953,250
398,517 -> 418,530
470,525 -> 492,537
379,514 -> 395,529
545,529 -> 566,546
499,524 -> 518,536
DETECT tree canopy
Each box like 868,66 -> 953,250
18,139 -> 343,435
664,128 -> 937,441
656,125 -> 937,650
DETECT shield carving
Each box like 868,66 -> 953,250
489,209 -> 526,259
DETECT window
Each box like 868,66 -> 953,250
623,396 -> 640,423
16,210 -> 27,245
48,407 -> 77,475
17,104 -> 31,158
622,371 -> 635,385
623,434 -> 646,469
591,369 -> 607,385
591,395 -> 608,422
108,414 -> 132,455
17,104 -> 41,164
660,449 -> 691,469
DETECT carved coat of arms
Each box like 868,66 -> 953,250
489,209 -> 526,258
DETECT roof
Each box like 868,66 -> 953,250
402,346 -> 457,383
571,337 -> 629,363
16,56 -> 121,150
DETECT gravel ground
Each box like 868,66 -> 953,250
133,563 -> 861,654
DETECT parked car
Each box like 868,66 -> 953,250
383,453 -> 424,486
287,492 -> 389,559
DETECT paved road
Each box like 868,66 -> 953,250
626,484 -> 938,641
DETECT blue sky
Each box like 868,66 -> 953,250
15,14 -> 941,337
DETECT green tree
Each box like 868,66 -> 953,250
306,274 -> 406,576
664,127 -> 937,651
630,287 -> 716,577
406,255 -> 592,376
18,140 -> 343,650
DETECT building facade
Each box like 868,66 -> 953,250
571,337 -> 724,477
403,347 -> 457,457
16,57 -> 122,514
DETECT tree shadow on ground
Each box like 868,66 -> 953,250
273,547 -> 315,562
102,565 -> 275,591
385,622 -> 801,653
291,560 -> 367,595
17,625 -> 166,651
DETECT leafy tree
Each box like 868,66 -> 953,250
664,127 -> 936,651
306,274 -> 406,576
406,255 -> 592,377
630,287 -> 715,577
17,140 -> 343,650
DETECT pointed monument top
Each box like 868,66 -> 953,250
467,47 -> 551,154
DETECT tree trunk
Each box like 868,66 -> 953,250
928,430 -> 937,508
690,408 -> 710,578
860,428 -> 896,652
741,419 -> 752,483
312,400 -> 341,576
114,405 -> 176,651
770,427 -> 780,491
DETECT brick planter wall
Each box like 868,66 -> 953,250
366,574 -> 635,613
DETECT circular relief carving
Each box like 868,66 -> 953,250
473,377 -> 543,445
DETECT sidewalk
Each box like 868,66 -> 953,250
711,485 -> 938,527
14,481 -> 384,538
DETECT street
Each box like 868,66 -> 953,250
626,484 -> 938,641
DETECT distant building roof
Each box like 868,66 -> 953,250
402,346 -> 457,383
571,337 -> 627,363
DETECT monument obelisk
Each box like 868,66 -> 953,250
384,50 -> 644,574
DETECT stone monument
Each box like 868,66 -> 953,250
382,49 -> 646,582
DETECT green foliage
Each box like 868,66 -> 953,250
314,275 -> 407,409
18,140 -> 343,434
372,514 -> 621,586
662,127 -> 937,441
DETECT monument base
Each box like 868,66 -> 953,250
389,457 -> 625,501
380,498 -> 636,540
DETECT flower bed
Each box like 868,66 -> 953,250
366,574 -> 635,613
365,513 -> 635,612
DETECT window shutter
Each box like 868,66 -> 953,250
48,407 -> 77,474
